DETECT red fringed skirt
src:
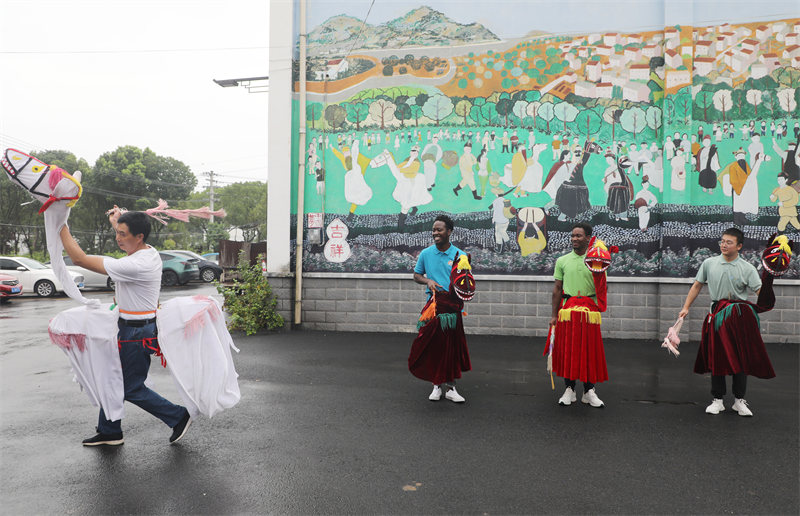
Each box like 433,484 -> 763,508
694,300 -> 775,379
408,292 -> 471,385
552,296 -> 608,384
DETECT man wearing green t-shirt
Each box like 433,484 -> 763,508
548,222 -> 609,408
679,227 -> 776,417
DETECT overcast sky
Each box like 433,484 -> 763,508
0,0 -> 269,192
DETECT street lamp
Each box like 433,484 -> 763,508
213,76 -> 269,93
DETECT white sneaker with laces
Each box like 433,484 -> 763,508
445,387 -> 465,403
581,388 -> 604,408
558,386 -> 577,406
732,398 -> 753,417
705,398 -> 725,414
428,385 -> 442,401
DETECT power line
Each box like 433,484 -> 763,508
0,46 -> 269,55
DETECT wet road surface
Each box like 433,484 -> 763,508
1,286 -> 798,514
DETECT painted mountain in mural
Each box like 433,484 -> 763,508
307,6 -> 499,57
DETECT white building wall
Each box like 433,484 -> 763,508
268,0 -> 294,273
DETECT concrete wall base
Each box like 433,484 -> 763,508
266,274 -> 799,344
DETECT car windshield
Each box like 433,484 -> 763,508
15,257 -> 48,270
174,250 -> 203,260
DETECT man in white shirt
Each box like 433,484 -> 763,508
60,208 -> 191,446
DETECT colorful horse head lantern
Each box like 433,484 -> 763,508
1,148 -> 82,213
584,236 -> 619,273
451,253 -> 475,302
761,233 -> 794,276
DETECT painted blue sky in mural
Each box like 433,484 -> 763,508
306,0 -> 800,36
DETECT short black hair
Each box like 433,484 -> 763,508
434,214 -> 454,231
117,211 -> 151,242
571,222 -> 592,237
722,227 -> 744,246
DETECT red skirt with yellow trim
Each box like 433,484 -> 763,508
552,296 -> 608,384
408,292 -> 471,385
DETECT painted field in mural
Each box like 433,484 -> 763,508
290,3 -> 800,277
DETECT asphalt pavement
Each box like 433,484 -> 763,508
1,286 -> 798,515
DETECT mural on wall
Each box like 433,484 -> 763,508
290,3 -> 800,278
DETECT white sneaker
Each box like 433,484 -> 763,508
705,398 -> 725,414
581,388 -> 604,408
732,398 -> 753,417
428,385 -> 442,401
558,386 -> 577,406
445,387 -> 465,403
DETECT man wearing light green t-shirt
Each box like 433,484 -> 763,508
679,227 -> 773,417
549,222 -> 608,408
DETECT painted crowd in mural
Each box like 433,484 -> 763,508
290,4 -> 800,278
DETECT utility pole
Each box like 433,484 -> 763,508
204,170 -> 217,223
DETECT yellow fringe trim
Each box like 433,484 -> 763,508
558,306 -> 601,324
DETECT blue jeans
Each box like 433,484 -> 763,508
97,321 -> 187,434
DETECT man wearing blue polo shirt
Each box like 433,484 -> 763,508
411,214 -> 470,403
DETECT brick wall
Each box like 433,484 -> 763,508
266,273 -> 799,343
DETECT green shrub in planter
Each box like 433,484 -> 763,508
217,254 -> 284,335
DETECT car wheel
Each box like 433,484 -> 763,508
35,280 -> 56,297
162,270 -> 178,287
107,277 -> 115,289
201,267 -> 217,283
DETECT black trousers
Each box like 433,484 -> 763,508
711,373 -> 747,399
564,378 -> 594,391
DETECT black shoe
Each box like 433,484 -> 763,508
169,412 -> 192,444
82,432 -> 124,446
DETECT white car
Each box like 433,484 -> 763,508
49,255 -> 114,289
0,256 -> 84,297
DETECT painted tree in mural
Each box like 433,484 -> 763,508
307,102 -> 323,129
576,108 -> 603,139
495,97 -> 513,127
776,88 -> 797,115
537,101 -> 555,133
526,100 -> 541,129
394,95 -> 412,127
345,102 -> 369,130
409,94 -> 427,126
512,100 -> 528,128
774,67 -> 800,89
455,99 -> 472,125
620,106 -> 646,140
324,104 -> 346,130
368,98 -> 396,129
695,88 -> 715,122
469,97 -> 485,125
603,106 -> 623,141
422,94 -> 453,126
646,106 -> 662,138
746,89 -> 762,117
713,89 -> 733,123
554,102 -> 579,133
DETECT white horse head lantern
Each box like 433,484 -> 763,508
2,148 -> 83,213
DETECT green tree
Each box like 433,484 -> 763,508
576,108 -> 603,139
454,99 -> 473,125
216,181 -> 267,242
603,106 -> 623,141
395,102 -> 412,127
694,89 -> 715,122
537,101 -> 555,133
324,104 -> 347,130
495,98 -> 514,127
620,106 -> 647,140
421,94 -> 454,126
553,101 -> 579,132
345,102 -> 369,130
307,101 -> 323,129
645,106 -> 662,138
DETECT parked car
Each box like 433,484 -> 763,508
0,273 -> 23,302
47,255 -> 114,289
0,256 -> 84,297
159,251 -> 200,286
201,252 -> 219,264
171,250 -> 222,283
